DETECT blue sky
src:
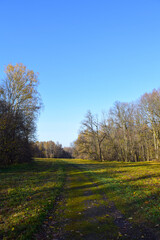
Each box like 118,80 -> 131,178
0,0 -> 160,146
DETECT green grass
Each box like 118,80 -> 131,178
52,163 -> 118,239
0,159 -> 66,240
1,158 -> 160,239
62,159 -> 160,231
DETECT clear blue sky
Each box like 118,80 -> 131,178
0,0 -> 160,146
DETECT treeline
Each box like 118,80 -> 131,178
0,64 -> 41,166
33,141 -> 73,158
73,89 -> 160,162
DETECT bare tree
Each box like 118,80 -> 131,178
74,111 -> 106,161
140,89 -> 160,160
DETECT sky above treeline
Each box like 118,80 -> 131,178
0,0 -> 160,146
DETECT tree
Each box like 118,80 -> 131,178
33,141 -> 73,158
0,100 -> 32,165
108,102 -> 135,162
0,63 -> 42,165
74,111 -> 106,161
0,63 -> 42,140
140,89 -> 160,159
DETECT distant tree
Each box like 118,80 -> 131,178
109,102 -> 136,162
63,147 -> 73,158
33,141 -> 73,159
74,89 -> 160,162
73,111 -> 106,161
140,89 -> 160,160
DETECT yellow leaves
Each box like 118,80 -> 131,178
1,63 -> 41,115
118,232 -> 122,237
5,64 -> 14,73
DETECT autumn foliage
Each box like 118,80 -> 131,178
73,89 -> 160,162
0,63 -> 41,166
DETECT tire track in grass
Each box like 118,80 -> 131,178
35,162 -> 158,240
78,163 -> 158,240
35,163 -> 118,239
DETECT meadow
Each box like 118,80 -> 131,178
0,159 -> 66,240
66,160 -> 160,227
0,159 -> 160,239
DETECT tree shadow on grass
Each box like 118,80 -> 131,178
0,159 -> 67,240
52,165 -> 158,240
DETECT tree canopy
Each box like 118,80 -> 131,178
73,89 -> 160,162
0,63 -> 42,166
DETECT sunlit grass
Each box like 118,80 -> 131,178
1,158 -> 160,239
53,164 -> 117,239
0,159 -> 66,240
63,159 -> 160,230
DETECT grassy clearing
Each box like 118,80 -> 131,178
49,164 -> 118,239
0,159 -> 66,240
62,159 -> 160,233
1,158 -> 160,239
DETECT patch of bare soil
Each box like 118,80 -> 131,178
82,182 -> 158,240
106,199 -> 158,240
33,194 -> 65,240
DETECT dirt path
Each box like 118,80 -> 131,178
34,163 -> 158,240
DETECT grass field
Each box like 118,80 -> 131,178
0,159 -> 66,240
64,160 -> 160,227
0,158 -> 160,239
